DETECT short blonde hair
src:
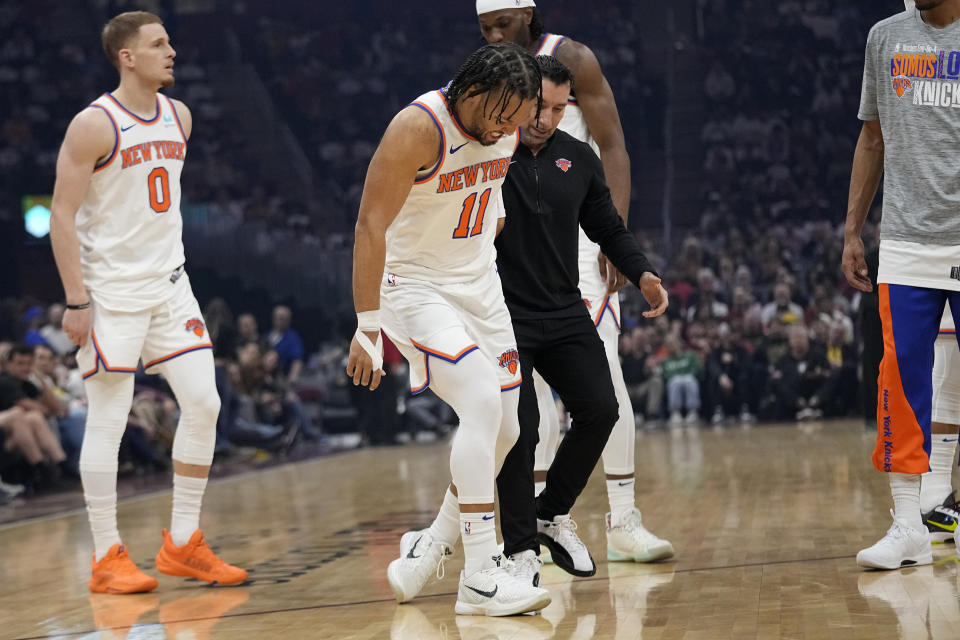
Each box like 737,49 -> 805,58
101,11 -> 162,69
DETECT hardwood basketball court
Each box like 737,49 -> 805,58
2,419 -> 958,639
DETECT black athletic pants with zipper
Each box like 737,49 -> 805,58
497,311 -> 620,557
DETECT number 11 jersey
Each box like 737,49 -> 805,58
384,89 -> 519,285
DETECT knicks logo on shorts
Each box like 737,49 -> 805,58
185,318 -> 206,338
555,158 -> 572,172
498,349 -> 520,375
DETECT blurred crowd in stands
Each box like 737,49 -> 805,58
0,0 -> 898,502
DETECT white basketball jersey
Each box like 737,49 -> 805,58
384,89 -> 519,284
77,92 -> 187,312
535,34 -> 607,289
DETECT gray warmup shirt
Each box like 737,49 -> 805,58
859,9 -> 960,246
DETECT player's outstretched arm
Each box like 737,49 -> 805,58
347,106 -> 442,390
841,119 -> 884,293
559,39 -> 632,293
49,108 -> 116,347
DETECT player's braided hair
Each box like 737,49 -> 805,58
445,42 -> 542,125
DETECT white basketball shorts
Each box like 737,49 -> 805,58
79,273 -> 213,379
380,269 -> 521,395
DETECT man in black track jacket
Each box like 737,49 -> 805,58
494,55 -> 668,583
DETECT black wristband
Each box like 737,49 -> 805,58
66,302 -> 91,310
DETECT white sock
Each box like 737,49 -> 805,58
920,435 -> 958,513
82,469 -> 121,561
427,487 -> 460,548
171,474 -> 208,546
890,472 -> 923,532
606,478 -> 636,526
461,511 -> 497,576
534,480 -> 546,497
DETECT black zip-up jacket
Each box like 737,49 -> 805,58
495,129 -> 656,320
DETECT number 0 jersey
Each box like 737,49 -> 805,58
384,89 -> 519,285
76,92 -> 187,312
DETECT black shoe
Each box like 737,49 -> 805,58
923,491 -> 959,543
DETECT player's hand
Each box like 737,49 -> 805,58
638,272 -> 668,318
62,307 -> 91,346
841,235 -> 873,292
598,254 -> 629,294
346,330 -> 385,391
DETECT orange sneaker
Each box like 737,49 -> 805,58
88,544 -> 159,594
155,529 -> 249,585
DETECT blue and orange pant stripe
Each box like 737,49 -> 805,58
873,284 -> 960,474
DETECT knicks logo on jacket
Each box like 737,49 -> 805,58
498,349 -> 520,375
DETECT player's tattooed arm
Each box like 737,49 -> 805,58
347,107 -> 441,390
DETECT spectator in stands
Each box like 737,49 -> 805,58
706,323 -> 752,425
33,343 -> 86,472
0,345 -> 70,489
22,306 -> 50,349
761,282 -> 805,329
661,334 -> 702,426
687,268 -> 729,322
39,304 -> 74,356
266,305 -> 305,383
823,320 -> 857,418
770,325 -> 832,421
236,312 -> 261,347
620,327 -> 664,427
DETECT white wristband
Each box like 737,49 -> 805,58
357,310 -> 380,332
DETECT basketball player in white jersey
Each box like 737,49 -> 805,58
346,43 -> 550,616
49,11 -> 246,593
476,0 -> 674,563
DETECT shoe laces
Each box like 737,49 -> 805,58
553,517 -> 588,552
938,501 -> 960,520
883,511 -> 916,541
511,551 -> 540,579
186,534 -> 226,569
435,550 -> 447,580
620,509 -> 656,538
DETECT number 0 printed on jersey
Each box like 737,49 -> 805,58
452,187 -> 491,239
148,167 -> 171,214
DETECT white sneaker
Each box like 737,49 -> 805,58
669,411 -> 683,426
454,556 -> 551,616
387,529 -> 450,603
856,514 -> 932,570
537,515 -> 596,577
606,509 -> 675,563
684,411 -> 699,425
506,549 -> 542,587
